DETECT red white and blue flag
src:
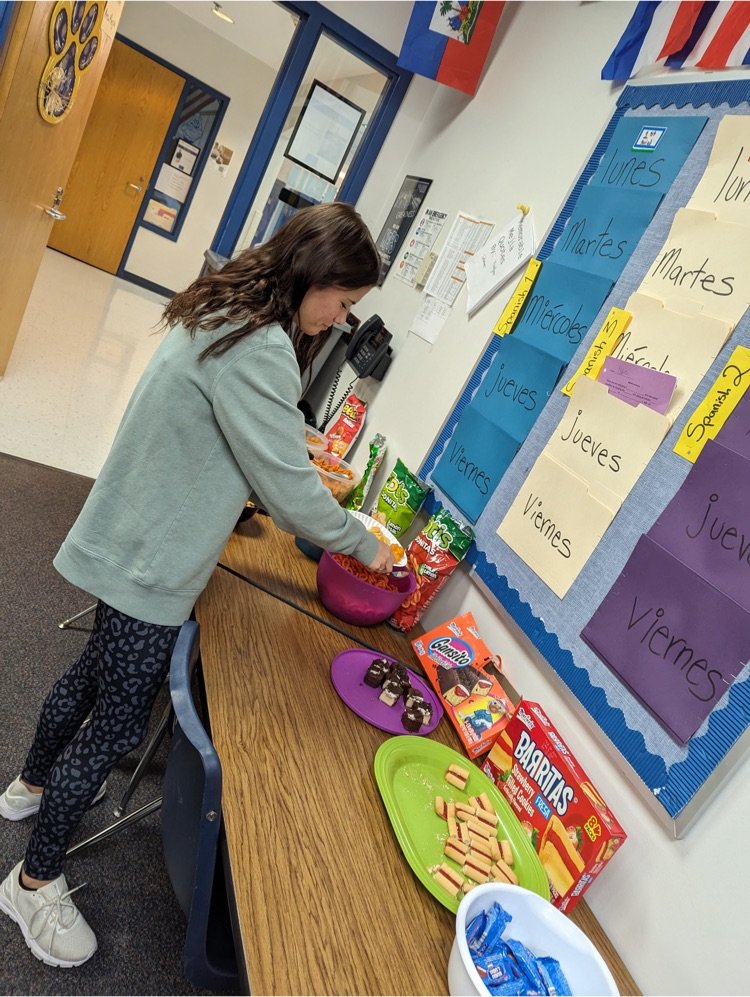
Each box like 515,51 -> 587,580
397,1 -> 506,96
602,1 -> 750,80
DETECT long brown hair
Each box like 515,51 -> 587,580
162,202 -> 380,372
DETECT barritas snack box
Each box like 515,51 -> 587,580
411,612 -> 513,758
482,700 -> 626,911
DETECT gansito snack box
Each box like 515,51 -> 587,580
411,612 -> 514,758
482,700 -> 626,911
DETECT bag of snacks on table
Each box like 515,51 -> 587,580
389,505 -> 474,632
325,393 -> 366,457
369,458 -> 430,537
344,433 -> 387,512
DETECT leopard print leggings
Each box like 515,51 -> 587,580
21,601 -> 180,880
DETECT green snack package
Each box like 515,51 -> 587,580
344,434 -> 387,512
369,458 -> 430,537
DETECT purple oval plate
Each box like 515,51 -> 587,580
330,648 -> 443,736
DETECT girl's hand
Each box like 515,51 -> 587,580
366,540 -> 395,574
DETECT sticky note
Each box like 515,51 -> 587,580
562,306 -> 632,397
674,345 -> 750,462
493,258 -> 542,336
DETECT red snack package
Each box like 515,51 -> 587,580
389,506 -> 473,632
325,393 -> 366,458
482,700 -> 627,911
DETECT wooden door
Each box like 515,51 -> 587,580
0,1 -> 123,376
48,38 -> 183,274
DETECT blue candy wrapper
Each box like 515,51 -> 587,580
466,902 -> 572,997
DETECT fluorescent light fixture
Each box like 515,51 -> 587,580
211,2 -> 234,24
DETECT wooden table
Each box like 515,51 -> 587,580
196,515 -> 639,996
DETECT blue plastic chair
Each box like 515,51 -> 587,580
161,620 -> 240,992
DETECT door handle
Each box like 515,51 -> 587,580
127,182 -> 143,192
44,206 -> 66,220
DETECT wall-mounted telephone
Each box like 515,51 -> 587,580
319,314 -> 393,431
345,314 -> 393,381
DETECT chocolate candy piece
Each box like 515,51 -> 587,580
401,706 -> 423,732
364,657 -> 390,687
404,686 -> 424,708
379,678 -> 402,706
418,701 -> 433,726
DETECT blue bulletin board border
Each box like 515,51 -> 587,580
419,79 -> 750,830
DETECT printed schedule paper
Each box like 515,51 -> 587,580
497,453 -> 615,599
581,535 -> 750,745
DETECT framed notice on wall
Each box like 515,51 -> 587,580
284,80 -> 366,184
375,174 -> 433,285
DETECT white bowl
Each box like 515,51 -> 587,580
447,883 -> 619,997
350,509 -> 406,567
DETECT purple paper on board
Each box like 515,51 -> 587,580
648,440 -> 750,613
715,388 -> 750,459
599,356 -> 676,415
329,648 -> 443,736
581,535 -> 750,745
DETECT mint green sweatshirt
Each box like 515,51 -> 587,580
54,322 -> 378,625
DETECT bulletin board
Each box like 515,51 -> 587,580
419,80 -> 750,836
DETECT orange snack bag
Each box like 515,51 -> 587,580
325,393 -> 366,458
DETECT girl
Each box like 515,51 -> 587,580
0,202 -> 393,967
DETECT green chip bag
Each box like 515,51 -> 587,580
369,458 -> 430,537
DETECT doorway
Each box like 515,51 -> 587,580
47,38 -> 185,274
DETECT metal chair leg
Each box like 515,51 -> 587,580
66,797 -> 162,858
113,701 -> 172,817
58,603 -> 97,629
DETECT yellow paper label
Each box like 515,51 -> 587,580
561,307 -> 632,397
674,345 -> 750,462
493,258 -> 542,336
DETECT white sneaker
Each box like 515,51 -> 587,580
0,777 -> 107,821
0,861 -> 98,967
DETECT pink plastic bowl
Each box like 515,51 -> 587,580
316,552 -> 417,626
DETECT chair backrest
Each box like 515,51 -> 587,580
161,620 -> 239,992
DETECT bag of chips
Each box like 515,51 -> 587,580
369,458 -> 430,537
389,506 -> 474,632
325,393 -> 366,458
344,433 -> 387,512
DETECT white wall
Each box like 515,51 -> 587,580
343,3 -> 750,995
117,1 -> 278,290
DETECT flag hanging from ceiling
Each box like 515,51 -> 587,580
397,1 -> 506,96
602,1 -> 750,80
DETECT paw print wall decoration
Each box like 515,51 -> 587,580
38,0 -> 104,124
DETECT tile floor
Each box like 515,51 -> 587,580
0,250 -> 168,479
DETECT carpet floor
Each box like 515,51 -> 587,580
0,452 -> 215,996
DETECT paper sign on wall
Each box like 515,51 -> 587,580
470,336 -> 563,443
609,292 -> 731,421
674,345 -> 750,462
432,407 -> 520,524
562,306 -> 632,397
497,453 -> 615,599
688,115 -> 750,227
513,261 -> 612,364
581,535 -> 750,745
649,440 -> 750,613
465,210 -> 536,316
546,377 -> 670,509
493,258 -> 542,336
590,115 -> 707,195
549,185 -> 662,282
639,208 -> 750,327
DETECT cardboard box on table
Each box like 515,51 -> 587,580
482,700 -> 626,911
411,612 -> 513,759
